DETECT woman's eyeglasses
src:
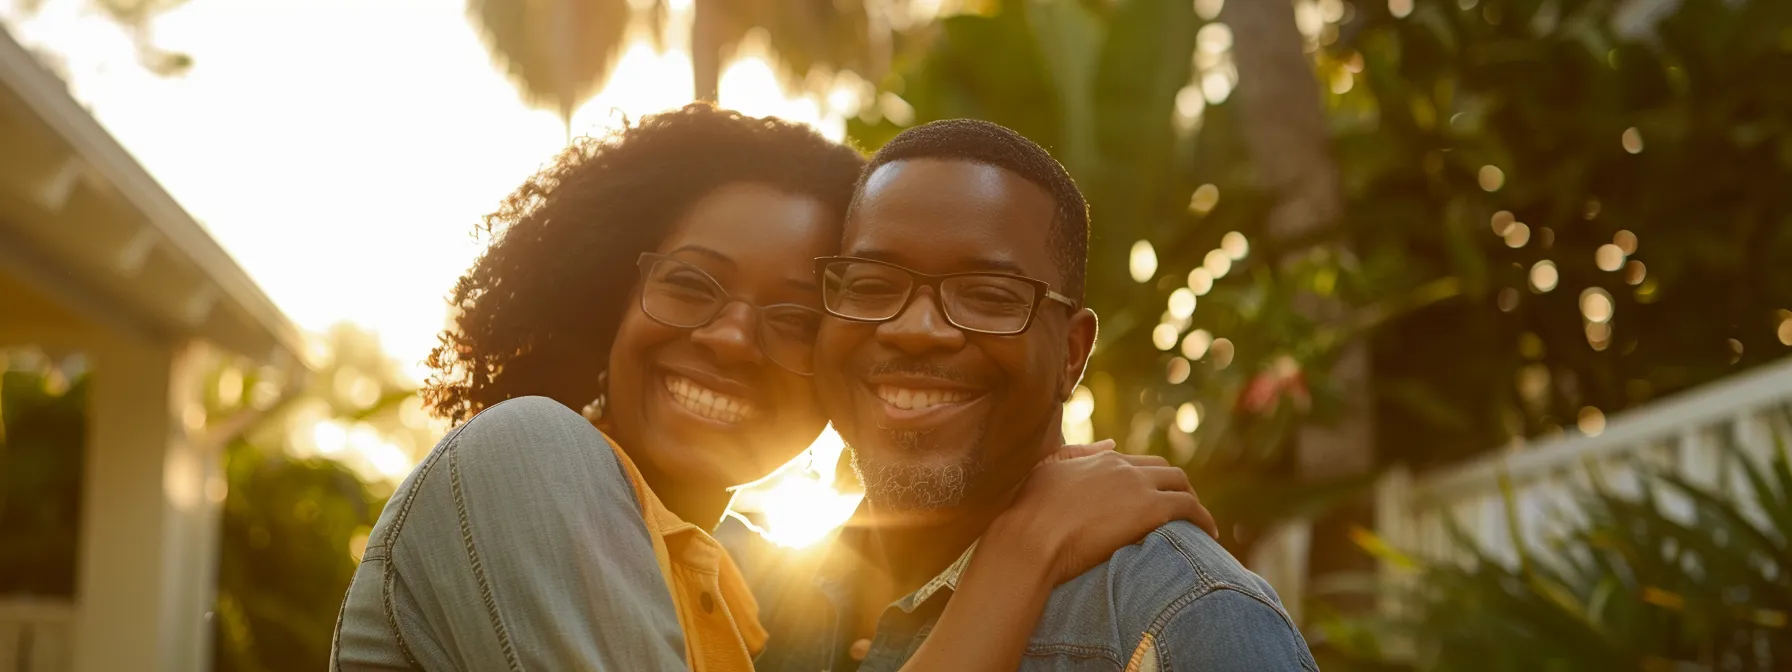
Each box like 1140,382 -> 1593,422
636,253 -> 822,375
814,256 -> 1076,335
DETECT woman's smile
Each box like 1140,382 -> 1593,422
663,373 -> 760,424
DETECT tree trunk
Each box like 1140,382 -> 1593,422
1220,0 -> 1376,618
691,0 -> 722,102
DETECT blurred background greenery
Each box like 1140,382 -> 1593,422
4,0 -> 1791,669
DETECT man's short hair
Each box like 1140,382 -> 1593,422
850,119 -> 1090,300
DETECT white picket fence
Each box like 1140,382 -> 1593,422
1375,355 -> 1792,576
0,599 -> 73,672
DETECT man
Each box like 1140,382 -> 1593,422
737,119 -> 1317,671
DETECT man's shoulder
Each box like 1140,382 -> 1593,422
1031,521 -> 1304,662
1056,520 -> 1285,608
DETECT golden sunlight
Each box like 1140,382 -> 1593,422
7,0 -> 869,539
727,425 -> 864,548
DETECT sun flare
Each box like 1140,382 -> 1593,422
727,425 -> 863,549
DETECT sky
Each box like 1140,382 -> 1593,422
3,0 -> 865,542
3,0 -> 850,381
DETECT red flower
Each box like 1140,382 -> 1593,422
1235,356 -> 1309,415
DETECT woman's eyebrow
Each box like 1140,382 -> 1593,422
667,244 -> 735,266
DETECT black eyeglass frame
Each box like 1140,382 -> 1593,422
812,256 -> 1078,336
635,252 -> 823,376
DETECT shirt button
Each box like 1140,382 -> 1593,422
699,592 -> 715,614
849,638 -> 871,661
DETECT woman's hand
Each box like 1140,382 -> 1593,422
898,442 -> 1217,672
990,440 -> 1217,587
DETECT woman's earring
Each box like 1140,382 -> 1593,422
580,371 -> 609,425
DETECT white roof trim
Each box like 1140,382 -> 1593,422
0,27 -> 309,368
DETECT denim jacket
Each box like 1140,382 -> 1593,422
721,517 -> 1319,672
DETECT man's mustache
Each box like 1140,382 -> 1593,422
864,356 -> 973,384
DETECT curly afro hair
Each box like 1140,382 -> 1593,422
422,104 -> 865,425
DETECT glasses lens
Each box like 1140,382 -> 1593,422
941,275 -> 1038,334
641,260 -> 725,327
758,305 -> 821,374
821,261 -> 912,321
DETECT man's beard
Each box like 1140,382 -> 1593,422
849,424 -> 988,512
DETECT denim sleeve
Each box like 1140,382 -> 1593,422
331,396 -> 688,671
1156,588 -> 1318,672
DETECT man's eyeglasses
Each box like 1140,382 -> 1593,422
814,256 -> 1077,335
636,253 -> 822,375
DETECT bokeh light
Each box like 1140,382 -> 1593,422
1479,165 -> 1506,192
1580,288 -> 1614,324
1204,249 -> 1233,278
1182,329 -> 1214,360
1210,338 -> 1236,369
1175,403 -> 1202,433
1491,210 -> 1515,236
1221,231 -> 1250,260
1498,287 -> 1521,312
1167,357 -> 1192,384
1188,267 -> 1215,295
1621,127 -> 1644,154
1505,222 -> 1531,248
1577,407 -> 1606,437
1153,323 -> 1180,350
1130,240 -> 1159,282
1189,183 -> 1221,215
1529,260 -> 1559,293
1063,385 -> 1096,445
1586,322 -> 1612,350
1614,230 -> 1639,255
1169,288 -> 1198,318
1596,244 -> 1626,272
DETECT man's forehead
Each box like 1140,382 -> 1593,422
845,158 -> 1057,275
857,158 -> 1043,203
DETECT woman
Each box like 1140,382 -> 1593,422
332,104 -> 1212,671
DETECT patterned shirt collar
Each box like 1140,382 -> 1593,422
812,515 -> 981,615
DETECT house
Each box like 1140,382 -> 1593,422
0,26 -> 309,672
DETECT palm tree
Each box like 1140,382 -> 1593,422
13,0 -> 193,75
1220,0 -> 1373,609
466,0 -> 896,135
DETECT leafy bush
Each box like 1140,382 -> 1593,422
1324,417 -> 1792,670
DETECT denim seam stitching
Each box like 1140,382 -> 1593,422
1021,641 -> 1122,665
329,558 -> 361,671
380,417 -> 470,546
1146,585 -> 1319,672
1162,530 -> 1297,625
1156,527 -> 1219,591
450,441 -> 525,672
381,557 -> 423,669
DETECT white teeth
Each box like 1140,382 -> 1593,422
876,385 -> 970,411
664,376 -> 758,424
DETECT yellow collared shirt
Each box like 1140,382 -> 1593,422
605,436 -> 766,671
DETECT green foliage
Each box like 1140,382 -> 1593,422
1346,0 -> 1792,472
0,329 -> 422,672
849,0 -> 1792,553
212,439 -> 383,672
1321,416 -> 1792,670
212,324 -> 426,672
